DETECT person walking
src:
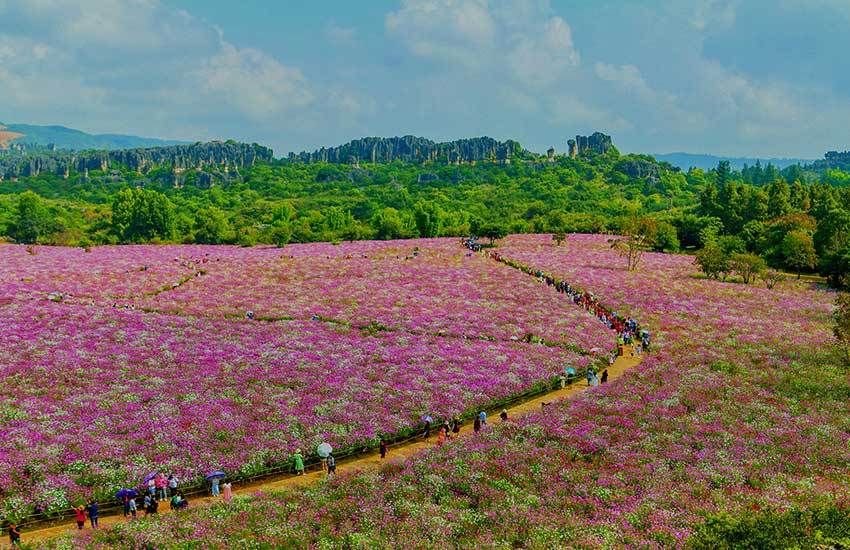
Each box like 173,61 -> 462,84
74,505 -> 87,529
436,426 -> 447,446
422,417 -> 432,440
222,482 -> 233,504
143,494 -> 152,515
87,500 -> 99,529
500,409 -> 508,422
128,496 -> 137,518
601,369 -> 609,384
211,477 -> 221,497
8,523 -> 20,546
326,453 -> 336,478
167,474 -> 179,497
478,410 -> 487,426
473,416 -> 481,433
379,439 -> 388,460
451,417 -> 461,436
293,449 -> 305,475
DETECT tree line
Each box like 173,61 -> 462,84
1,152 -> 848,289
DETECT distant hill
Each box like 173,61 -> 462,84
654,152 -> 812,171
0,121 -> 187,150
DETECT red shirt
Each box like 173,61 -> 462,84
75,508 -> 86,522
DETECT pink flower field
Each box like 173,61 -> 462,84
61,234 -> 850,548
0,239 -> 611,519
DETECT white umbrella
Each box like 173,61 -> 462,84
317,442 -> 333,458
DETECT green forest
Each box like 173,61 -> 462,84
1,144 -> 849,289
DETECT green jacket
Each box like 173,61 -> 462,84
293,453 -> 304,471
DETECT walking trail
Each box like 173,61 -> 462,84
20,351 -> 642,545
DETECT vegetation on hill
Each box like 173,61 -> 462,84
1,137 -> 849,288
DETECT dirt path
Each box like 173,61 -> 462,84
20,352 -> 642,545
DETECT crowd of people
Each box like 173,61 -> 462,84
462,237 -> 651,356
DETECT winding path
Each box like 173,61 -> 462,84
19,351 -> 642,545
17,242 -> 646,546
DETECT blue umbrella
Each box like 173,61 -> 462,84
565,367 -> 577,376
115,488 -> 137,499
205,470 -> 226,480
142,472 -> 158,484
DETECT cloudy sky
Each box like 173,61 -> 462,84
1,0 -> 847,158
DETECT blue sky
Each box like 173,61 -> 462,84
1,0 -> 848,158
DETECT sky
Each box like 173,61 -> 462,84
1,0 -> 848,158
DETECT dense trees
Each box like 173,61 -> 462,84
10,191 -> 52,244
111,188 -> 176,243
2,148 -> 850,288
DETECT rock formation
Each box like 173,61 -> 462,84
289,136 -> 525,165
0,141 -> 273,182
568,132 -> 613,157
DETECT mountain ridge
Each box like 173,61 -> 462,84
0,121 -> 188,150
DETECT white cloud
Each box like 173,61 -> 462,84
0,0 -> 312,140
196,43 -> 313,120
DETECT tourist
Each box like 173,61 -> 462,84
478,410 -> 487,426
601,369 -> 609,384
168,474 -> 179,497
586,367 -> 594,386
155,473 -> 168,501
473,416 -> 481,433
293,449 -> 305,475
171,492 -> 188,510
122,494 -> 132,517
8,523 -> 20,546
222,482 -> 233,504
147,476 -> 156,499
500,409 -> 508,422
147,496 -> 159,515
128,496 -> 137,518
74,505 -> 87,529
143,494 -> 152,515
87,500 -> 99,529
451,417 -> 461,436
436,426 -> 447,446
327,453 -> 336,478
442,420 -> 452,439
422,418 -> 431,440
211,476 -> 221,497
379,438 -> 388,460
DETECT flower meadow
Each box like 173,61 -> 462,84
0,239 -> 610,521
53,234 -> 850,548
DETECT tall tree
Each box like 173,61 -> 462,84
781,230 -> 817,278
11,191 -> 51,244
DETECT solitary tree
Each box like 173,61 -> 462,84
552,231 -> 567,246
761,270 -> 784,290
729,253 -> 766,284
481,223 -> 508,245
695,241 -> 729,280
610,217 -> 657,271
